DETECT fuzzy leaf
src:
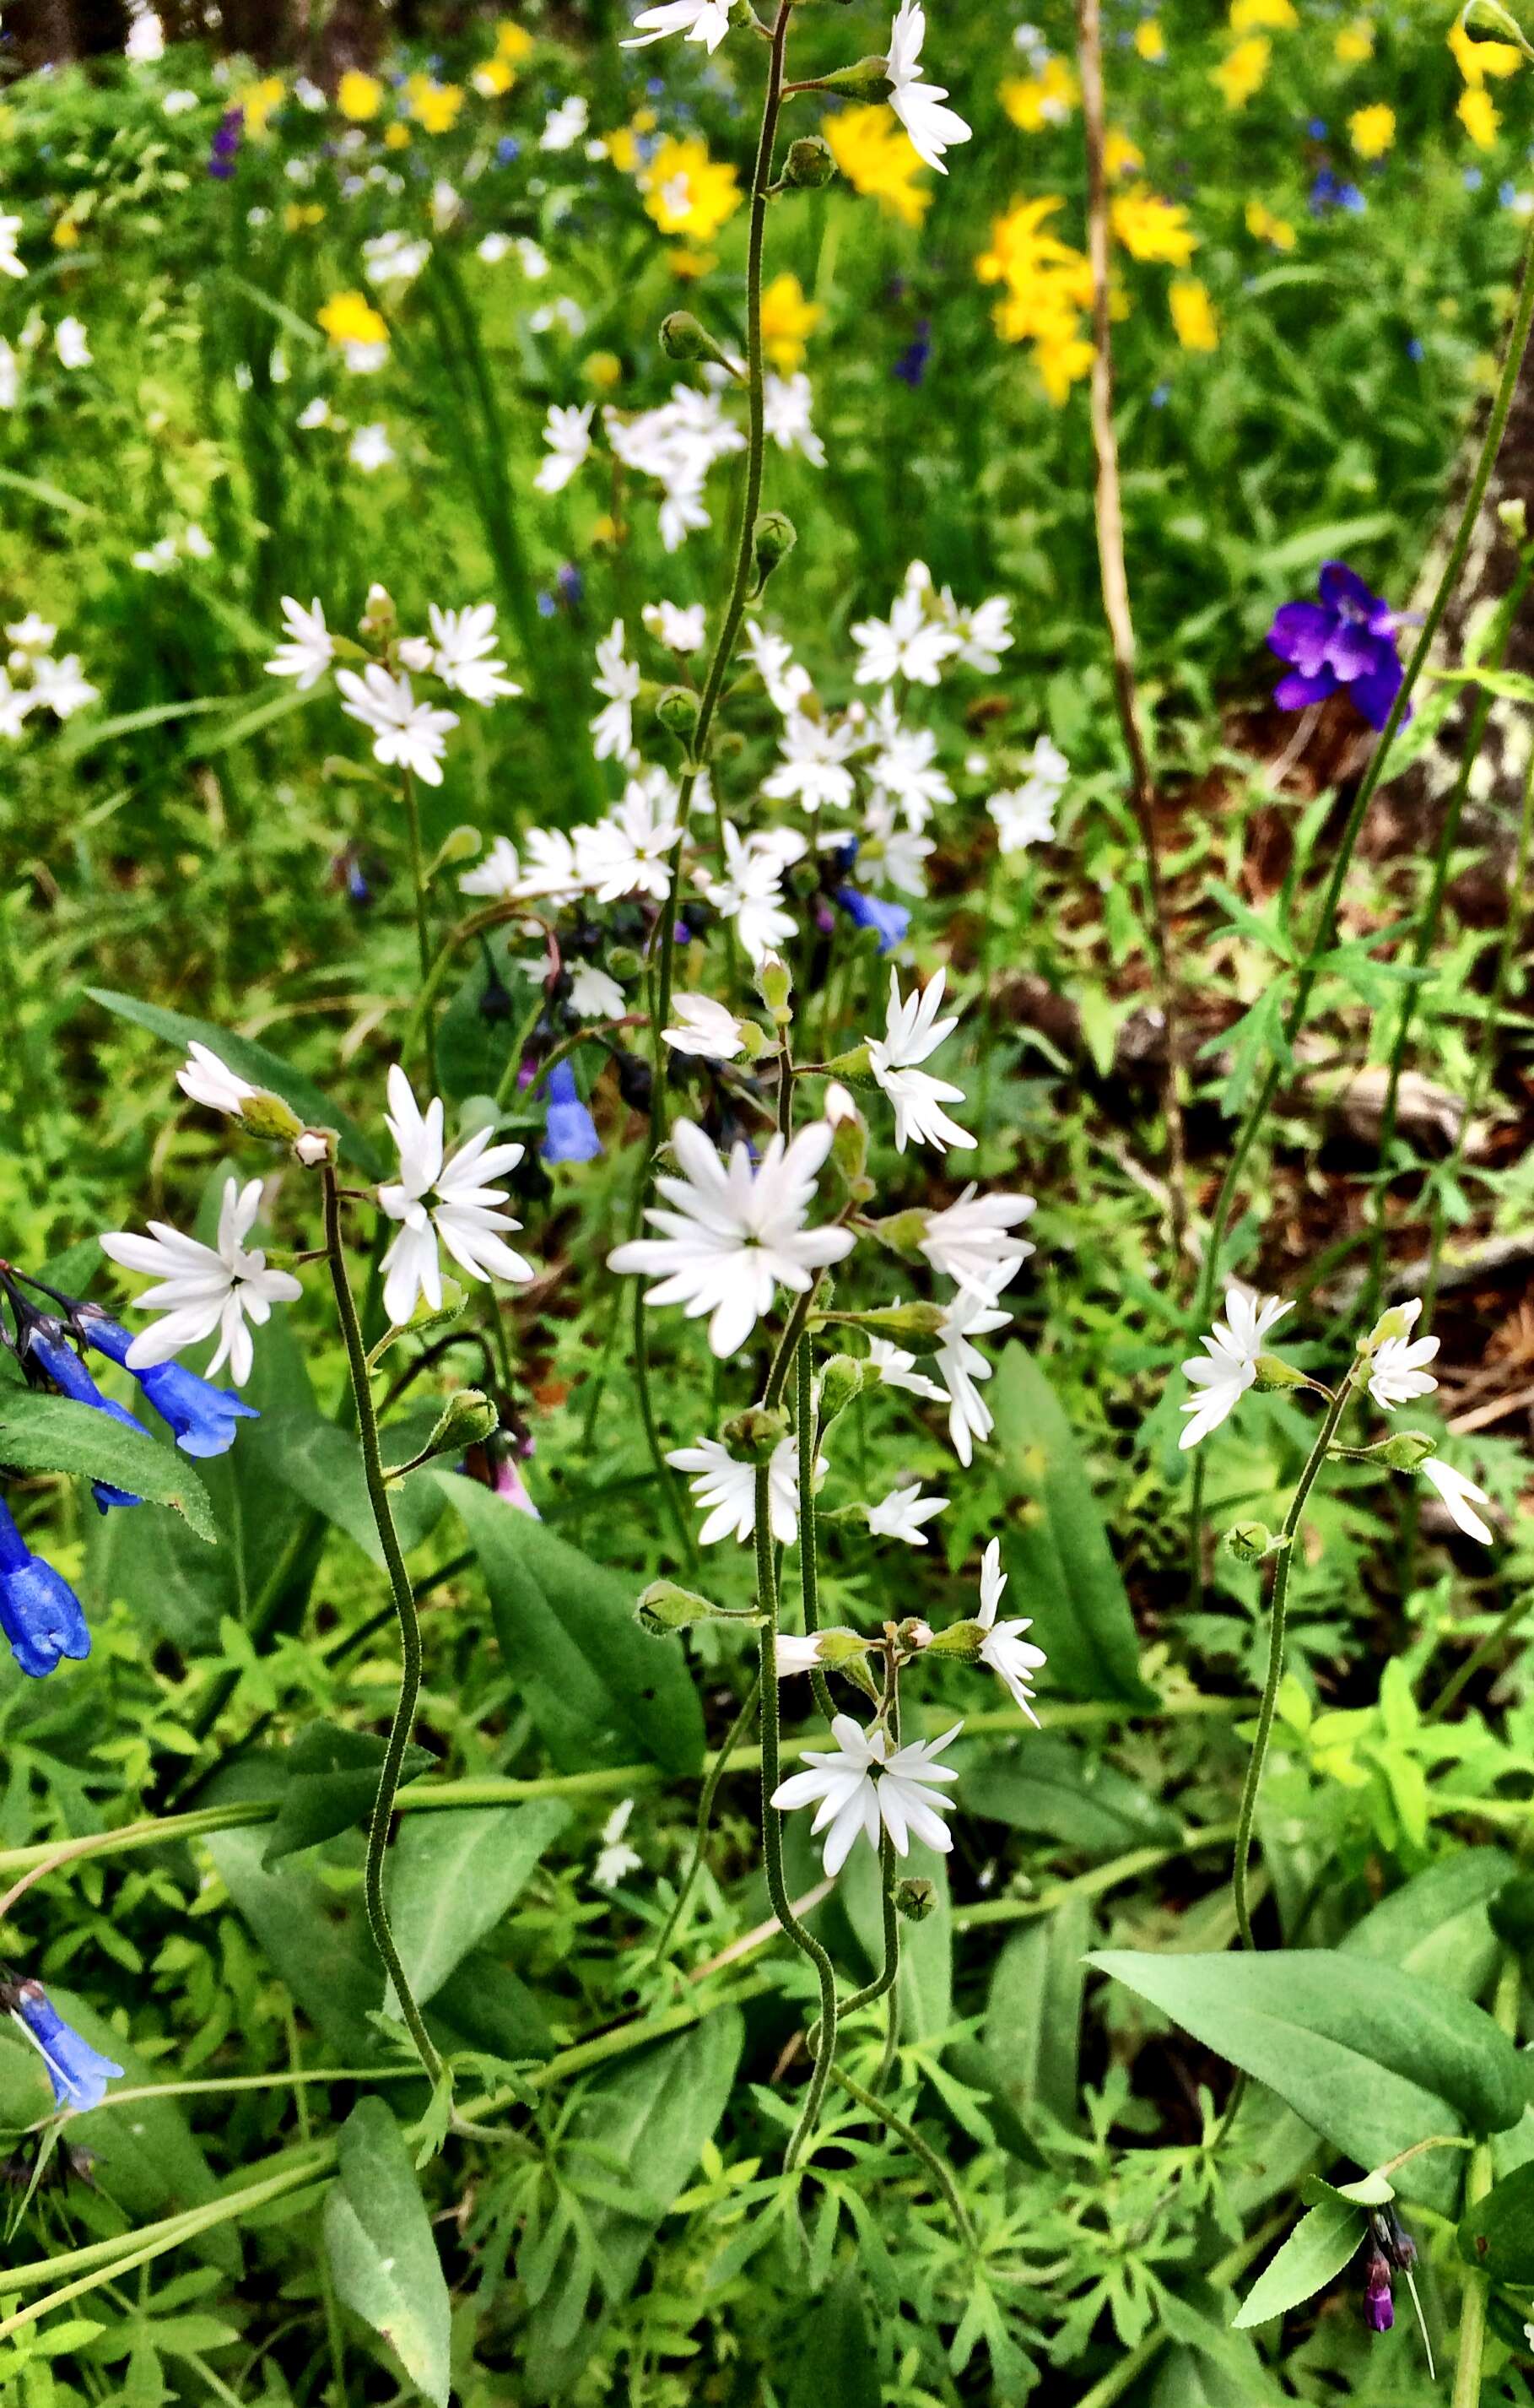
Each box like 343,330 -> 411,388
324,2098 -> 451,2407
1233,2195 -> 1366,2329
0,1391 -> 216,1540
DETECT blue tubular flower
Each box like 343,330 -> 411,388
78,1312 -> 257,1459
540,1061 -> 602,1165
8,1982 -> 122,2113
24,1324 -> 148,1512
0,1496 -> 91,1679
835,885 -> 911,954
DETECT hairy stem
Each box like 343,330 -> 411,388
826,2062 -> 974,2245
649,1672 -> 761,1965
321,1169 -> 446,2089
399,766 -> 438,1092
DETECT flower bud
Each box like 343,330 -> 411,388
637,1579 -> 728,1635
894,1876 -> 937,1923
1359,2243 -> 1394,2334
721,1403 -> 791,1464
1251,1353 -> 1312,1393
238,1089 -> 304,1144
655,684 -> 701,748
359,582 -> 396,638
605,944 -> 643,982
390,1386 -> 499,1479
1363,1304 -> 1412,1353
752,510 -> 797,597
1224,1521 -> 1285,1563
293,1128 -> 336,1168
1461,0 -> 1534,62
926,1616 -> 986,1659
815,1355 -> 867,1425
658,310 -> 735,371
784,135 -> 836,189
894,1616 -> 933,1654
756,952 -> 793,1022
1366,1430 -> 1439,1472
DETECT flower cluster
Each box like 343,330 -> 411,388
0,615 -> 99,741
264,589 -> 521,784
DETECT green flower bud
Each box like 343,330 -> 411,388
359,582 -> 396,638
926,1616 -> 986,1659
1225,1521 -> 1284,1564
1363,1304 -> 1412,1354
757,952 -> 793,1021
605,945 -> 643,982
658,310 -> 737,371
787,858 -> 821,899
815,1354 -> 867,1424
721,1404 -> 791,1464
894,1876 -> 937,1923
751,511 -> 797,598
784,135 -> 837,189
655,684 -> 701,746
1251,1353 -> 1312,1393
637,1579 -> 726,1635
238,1089 -> 304,1144
387,1386 -> 498,1479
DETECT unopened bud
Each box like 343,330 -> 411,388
655,684 -> 700,747
637,1579 -> 728,1635
1251,1353 -> 1311,1392
1225,1521 -> 1286,1563
815,1355 -> 867,1424
606,944 -> 643,982
1364,1304 -> 1412,1353
894,1616 -> 933,1654
359,582 -> 396,638
721,1403 -> 791,1464
784,135 -> 836,189
389,1386 -> 498,1479
894,1876 -> 937,1923
926,1616 -> 986,1659
293,1128 -> 335,1167
658,310 -> 736,371
752,510 -> 797,597
757,953 -> 792,1021
239,1089 -> 304,1144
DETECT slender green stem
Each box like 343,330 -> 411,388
839,1832 -> 900,2024
796,1334 -> 836,1724
1233,1364 -> 1358,1950
321,1169 -> 446,2090
1453,1954 -> 1520,2408
826,2060 -> 974,2243
1188,207 -> 1534,1594
649,1672 -> 761,1965
399,766 -> 437,1092
756,1461 -> 840,2168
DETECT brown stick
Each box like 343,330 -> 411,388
1076,0 -> 1191,1277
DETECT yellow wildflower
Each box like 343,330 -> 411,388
584,351 -> 624,392
497,22 -> 536,64
1134,19 -> 1165,60
1104,129 -> 1143,179
977,198 -> 1096,403
1335,20 -> 1373,63
1229,0 -> 1295,30
1349,102 -> 1395,158
1459,84 -> 1501,146
1245,197 -> 1295,250
821,106 -> 931,227
1212,36 -> 1270,107
473,59 -> 516,98
317,290 -> 388,349
759,273 -> 822,373
1034,325 -> 1095,404
640,134 -> 742,242
238,76 -> 285,138
384,122 -> 411,150
606,124 -> 642,174
407,74 -> 465,135
591,511 -> 620,546
1000,57 -> 1078,132
668,249 -> 717,279
337,69 -> 382,122
1110,187 -> 1199,265
1169,277 -> 1218,350
51,215 -> 80,250
283,201 -> 326,232
1450,17 -> 1521,83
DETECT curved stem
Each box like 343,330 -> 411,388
755,1462 -> 840,2169
796,1334 -> 836,1725
825,2062 -> 974,2245
399,766 -> 437,1092
649,1672 -> 761,1965
321,1169 -> 446,2089
1232,1366 -> 1358,1951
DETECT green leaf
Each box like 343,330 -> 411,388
1232,2196 -> 1367,2329
262,1723 -> 437,1868
324,2098 -> 451,2408
1091,1951 -> 1527,2184
0,1392 -> 215,1539
1459,2162 -> 1534,2285
940,2041 -> 1050,2167
960,1734 -> 1179,1856
1489,1870 -> 1534,1955
442,1474 -> 705,1777
1343,1849 -> 1511,1995
840,1837 -> 950,2043
87,988 -> 381,1176
204,1808 -> 391,2064
386,1799 -> 571,2007
987,1348 -> 1154,1706
985,1891 -> 1091,2126
786,2274 -> 881,2408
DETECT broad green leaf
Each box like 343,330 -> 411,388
1091,1951 -> 1526,2187
786,2274 -> 881,2408
1489,1870 -> 1534,1955
1343,1849 -> 1511,1995
87,988 -> 381,1176
262,1723 -> 436,1868
442,1474 -> 705,1777
941,2041 -> 1050,2167
985,1891 -> 1091,2126
386,1799 -> 571,2007
522,2011 -> 743,2399
1459,2162 -> 1534,2285
1232,2196 -> 1366,2329
324,2098 -> 450,2408
961,1734 -> 1179,1857
205,1810 -> 390,2064
252,1407 -> 444,1567
429,1948 -> 556,2063
988,1347 -> 1154,1705
0,1392 -> 215,1540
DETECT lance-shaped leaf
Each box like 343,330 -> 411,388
324,2098 -> 450,2407
0,1392 -> 216,1541
1233,2194 -> 1367,2330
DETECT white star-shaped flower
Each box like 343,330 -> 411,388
1419,1456 -> 1493,1545
426,603 -> 521,706
976,1538 -> 1046,1721
770,1713 -> 962,1876
376,1066 -> 534,1326
1179,1285 -> 1293,1450
591,619 -> 640,761
868,965 -> 975,1154
1367,1298 -> 1440,1413
265,596 -> 334,690
100,1177 -> 302,1386
667,1433 -> 818,1545
623,0 -> 732,51
338,665 -> 459,785
919,1186 -> 1035,1296
662,993 -> 745,1061
609,1117 -> 854,1357
885,0 -> 972,173
935,1283 -> 1013,1465
866,1484 -> 948,1546
534,402 -> 595,495
177,1042 -> 254,1118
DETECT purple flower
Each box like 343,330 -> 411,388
208,106 -> 244,181
894,319 -> 932,388
540,1060 -> 602,1164
1267,560 -> 1407,732
1361,2244 -> 1394,2334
